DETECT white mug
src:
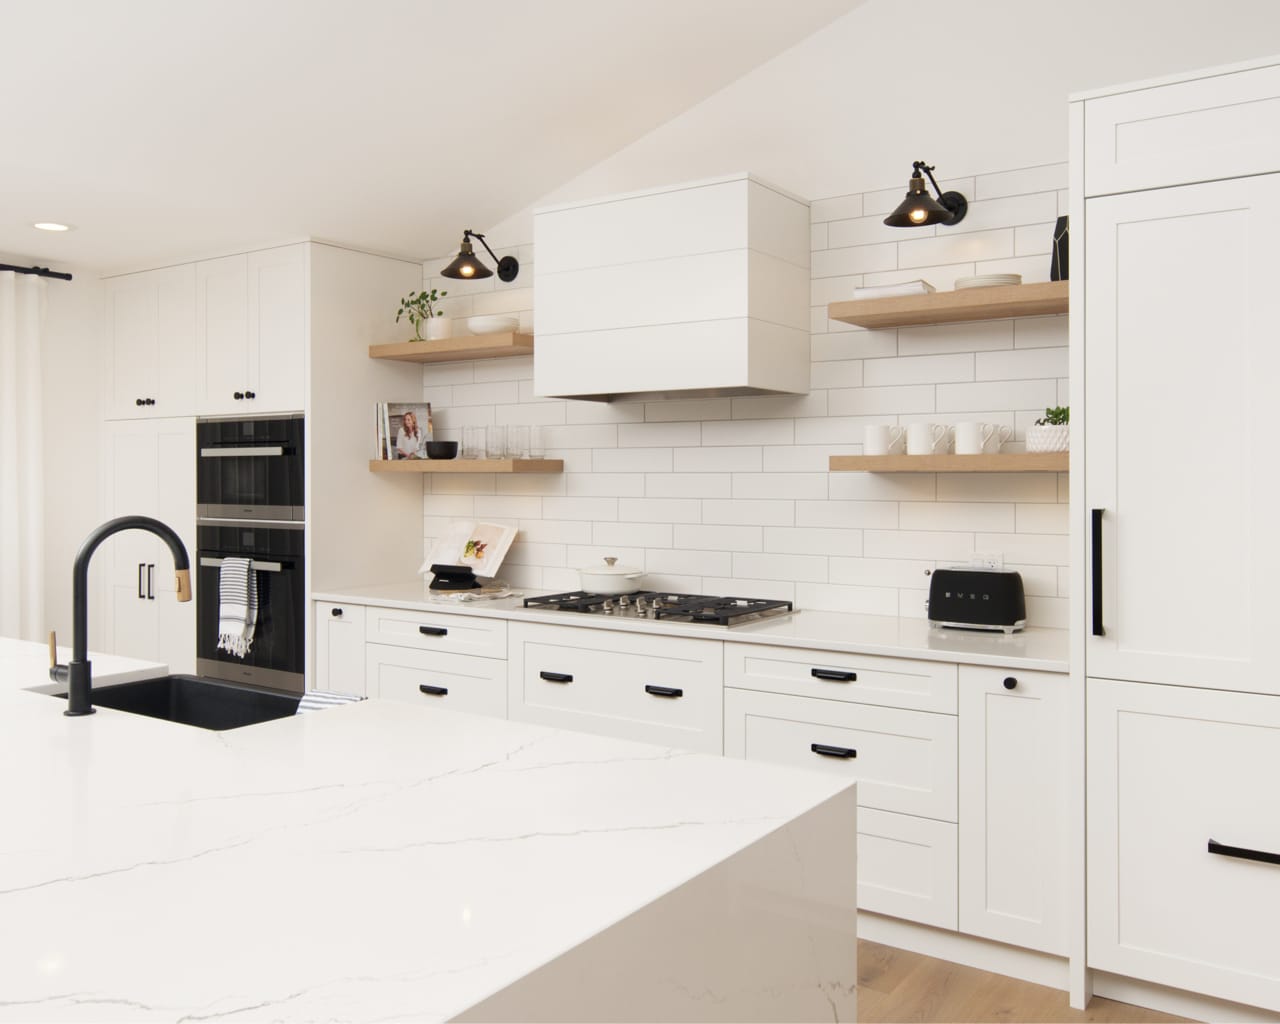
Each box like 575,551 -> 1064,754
983,424 -> 1014,454
906,422 -> 949,455
864,424 -> 905,456
954,421 -> 995,455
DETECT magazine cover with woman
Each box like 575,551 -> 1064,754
375,402 -> 433,459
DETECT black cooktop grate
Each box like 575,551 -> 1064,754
523,591 -> 794,626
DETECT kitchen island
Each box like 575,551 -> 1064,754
0,639 -> 858,1022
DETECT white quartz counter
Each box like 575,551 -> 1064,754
314,580 -> 1070,673
1,639 -> 857,1022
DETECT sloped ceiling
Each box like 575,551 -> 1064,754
0,0 -> 863,273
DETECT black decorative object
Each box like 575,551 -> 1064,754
884,161 -> 968,227
440,230 -> 520,282
428,564 -> 482,590
1050,215 -> 1069,281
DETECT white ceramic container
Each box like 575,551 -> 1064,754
578,557 -> 646,594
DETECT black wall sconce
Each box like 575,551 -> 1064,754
883,161 -> 968,227
440,230 -> 520,282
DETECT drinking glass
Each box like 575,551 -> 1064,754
485,424 -> 507,460
508,425 -> 530,459
528,425 -> 546,459
461,426 -> 484,459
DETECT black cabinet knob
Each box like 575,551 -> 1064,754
233,391 -> 245,400
147,398 -> 156,406
245,390 -> 256,399
331,608 -> 343,617
1003,676 -> 1018,690
135,398 -> 145,406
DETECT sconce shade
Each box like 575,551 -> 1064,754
440,231 -> 520,282
883,162 -> 968,227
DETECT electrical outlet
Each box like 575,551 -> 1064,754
972,551 -> 1003,570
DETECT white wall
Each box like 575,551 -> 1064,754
405,7 -> 1280,626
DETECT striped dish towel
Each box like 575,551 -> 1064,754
216,557 -> 258,659
296,691 -> 366,714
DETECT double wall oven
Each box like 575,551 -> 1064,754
196,415 -> 305,693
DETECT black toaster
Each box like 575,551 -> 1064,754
927,568 -> 1026,633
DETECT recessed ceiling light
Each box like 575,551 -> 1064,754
33,222 -> 73,232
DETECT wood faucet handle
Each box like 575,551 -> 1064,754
48,630 -> 57,668
175,569 -> 192,603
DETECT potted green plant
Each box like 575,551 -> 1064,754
396,288 -> 451,342
1026,406 -> 1069,452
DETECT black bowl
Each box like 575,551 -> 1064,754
425,441 -> 459,460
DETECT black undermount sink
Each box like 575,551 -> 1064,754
45,675 -> 301,731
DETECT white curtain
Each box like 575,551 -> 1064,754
0,271 -> 47,640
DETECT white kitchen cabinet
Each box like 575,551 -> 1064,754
1087,678 -> 1280,1011
507,622 -> 723,753
858,807 -> 958,930
958,666 -> 1069,955
533,173 -> 810,401
101,418 -> 197,674
364,605 -> 507,661
1082,174 -> 1280,695
103,264 -> 196,419
196,244 -> 306,415
313,601 -> 366,696
366,642 -> 506,718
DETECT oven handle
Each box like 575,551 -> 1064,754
199,556 -> 287,573
199,446 -> 288,458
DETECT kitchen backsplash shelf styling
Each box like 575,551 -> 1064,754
829,453 -> 1069,473
368,332 -> 534,364
368,458 -> 563,474
828,281 -> 1068,329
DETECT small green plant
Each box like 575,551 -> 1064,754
396,288 -> 449,341
1035,406 -> 1069,426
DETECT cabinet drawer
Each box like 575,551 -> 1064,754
725,688 -> 957,821
1088,679 -> 1280,1011
859,808 -> 958,930
366,643 -> 506,719
725,642 -> 956,714
1084,62 -> 1280,196
508,623 -> 722,754
365,606 -> 506,660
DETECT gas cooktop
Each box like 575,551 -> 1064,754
523,591 -> 795,627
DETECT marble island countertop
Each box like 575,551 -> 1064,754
313,580 -> 1070,672
0,638 -> 857,1022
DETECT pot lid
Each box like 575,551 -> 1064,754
580,556 -> 643,575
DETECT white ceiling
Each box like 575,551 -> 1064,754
0,0 -> 862,274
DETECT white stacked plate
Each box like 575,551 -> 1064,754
466,315 -> 520,335
955,273 -> 1022,290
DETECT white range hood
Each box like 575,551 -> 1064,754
533,173 -> 811,402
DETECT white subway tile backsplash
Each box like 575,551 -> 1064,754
763,526 -> 862,558
619,421 -> 702,447
701,419 -> 795,447
411,165 -> 1070,617
593,521 -> 673,548
732,473 -> 829,500
618,497 -> 702,524
734,552 -> 827,584
702,499 -> 794,527
864,353 -> 974,387
593,447 -> 673,473
673,446 -> 762,473
674,524 -> 763,552
899,501 -> 1016,533
646,473 -> 732,499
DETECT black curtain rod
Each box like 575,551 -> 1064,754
0,262 -> 72,281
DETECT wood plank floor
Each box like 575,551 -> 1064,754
858,941 -> 1190,1023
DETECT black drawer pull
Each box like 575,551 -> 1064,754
418,625 -> 448,637
418,684 -> 448,697
540,671 -> 573,683
645,684 -> 683,698
811,743 -> 857,759
1208,839 -> 1280,866
1003,676 -> 1017,690
331,607 -> 343,617
1091,508 -> 1105,637
811,668 -> 856,682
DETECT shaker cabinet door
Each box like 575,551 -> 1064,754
1084,175 -> 1280,694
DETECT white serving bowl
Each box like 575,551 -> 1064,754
466,315 -> 520,335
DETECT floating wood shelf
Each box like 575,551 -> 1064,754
828,281 -> 1069,330
829,453 -> 1069,473
369,458 -> 563,474
368,332 -> 534,364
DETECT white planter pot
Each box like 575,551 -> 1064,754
1026,423 -> 1069,453
426,316 -> 452,341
